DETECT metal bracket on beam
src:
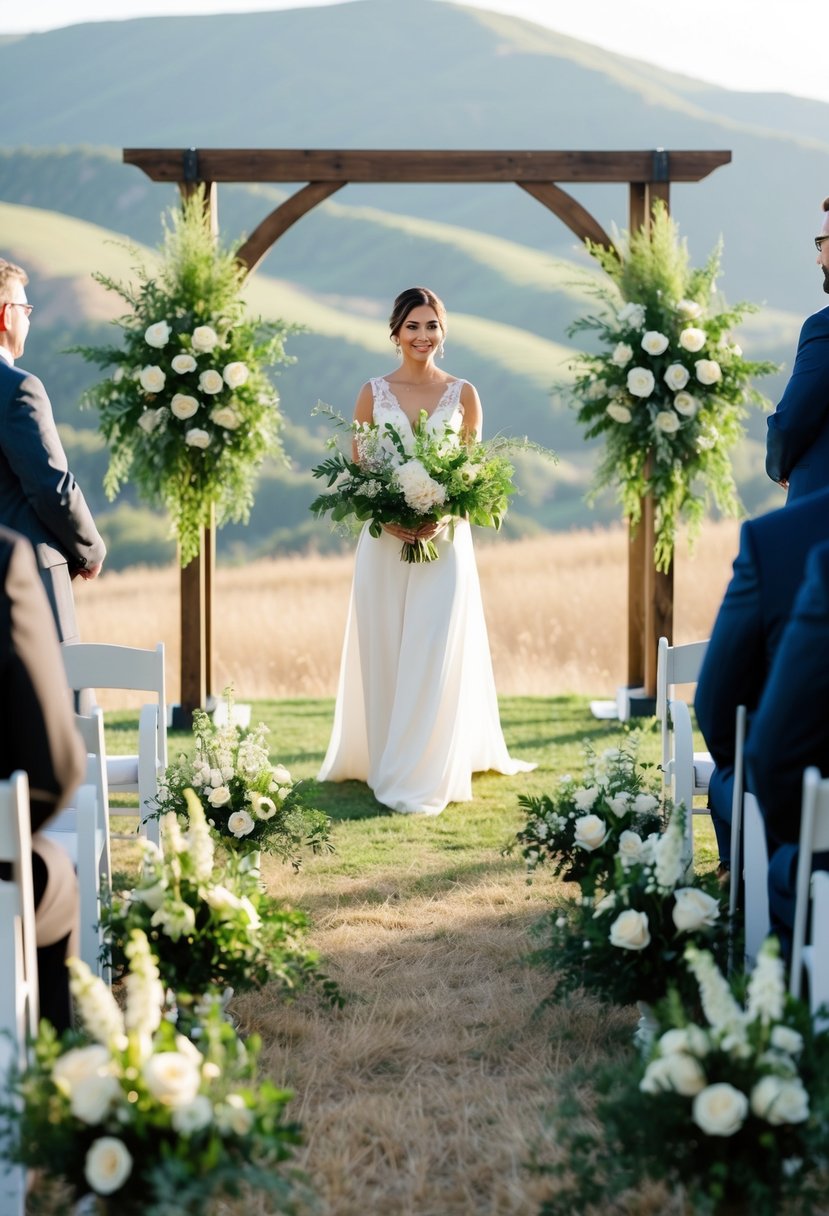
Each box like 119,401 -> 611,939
652,148 -> 669,182
183,147 -> 200,182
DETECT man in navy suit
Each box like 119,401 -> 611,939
0,258 -> 105,641
695,487 -> 829,873
745,538 -> 829,958
766,197 -> 829,500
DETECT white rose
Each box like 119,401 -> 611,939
606,793 -> 630,817
136,879 -> 167,911
672,888 -> 721,933
191,325 -> 219,353
663,362 -> 690,391
85,1136 -> 133,1196
633,793 -> 658,814
199,368 -> 225,395
692,1083 -> 749,1137
609,909 -> 651,951
215,1092 -> 254,1136
139,365 -> 166,393
695,359 -> 722,385
171,1093 -> 213,1134
677,298 -> 702,319
679,326 -> 706,353
210,406 -> 242,429
272,764 -> 292,784
185,428 -> 211,448
223,361 -> 249,388
641,330 -> 669,355
250,792 -> 277,820
207,786 -> 231,807
640,1053 -> 706,1096
573,814 -> 608,851
770,1026 -> 804,1056
206,885 -> 244,915
143,1051 -> 201,1108
144,321 -> 171,348
171,353 -> 198,374
227,809 -> 256,837
606,403 -> 632,424
750,1075 -> 810,1125
170,393 -> 199,420
573,786 -> 599,811
626,367 -> 655,398
674,391 -> 700,417
53,1045 -> 111,1093
138,407 -> 164,433
617,830 -> 645,868
69,1073 -> 121,1124
654,410 -> 680,434
660,1025 -> 710,1058
611,342 -> 633,367
592,892 -> 617,918
618,301 -> 646,327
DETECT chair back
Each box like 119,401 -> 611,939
61,642 -> 167,764
656,637 -> 709,771
0,771 -> 39,1050
790,767 -> 829,997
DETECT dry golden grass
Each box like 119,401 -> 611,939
74,519 -> 741,703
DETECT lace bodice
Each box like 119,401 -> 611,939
370,377 -> 465,437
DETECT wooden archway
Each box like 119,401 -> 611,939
124,147 -> 732,720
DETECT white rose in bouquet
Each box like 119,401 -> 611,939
750,1074 -> 810,1125
663,363 -> 690,391
171,1094 -> 214,1134
84,1136 -> 133,1196
211,406 -> 242,429
171,353 -> 198,374
607,402 -> 632,424
199,369 -> 225,395
191,325 -> 219,353
223,361 -> 250,388
170,393 -> 199,420
69,1073 -> 121,1124
143,1051 -> 202,1108
641,330 -> 669,356
138,407 -> 165,433
573,786 -> 599,811
679,327 -> 707,352
52,1044 -> 111,1093
574,814 -> 609,851
677,298 -> 702,319
611,342 -> 633,367
674,391 -> 700,417
617,829 -> 646,868
695,359 -> 722,385
770,1025 -> 804,1056
627,367 -> 655,398
207,786 -> 231,807
185,428 -> 211,449
618,301 -> 646,327
609,908 -> 651,950
139,365 -> 166,393
144,321 -> 171,348
692,1082 -> 749,1136
228,809 -> 256,837
672,887 -> 721,933
655,410 -> 681,434
640,1052 -> 706,1096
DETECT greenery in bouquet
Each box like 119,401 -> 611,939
72,189 -> 295,565
531,801 -> 728,1008
509,736 -> 664,895
0,931 -> 305,1215
309,401 -> 553,562
537,939 -> 829,1216
564,202 -> 778,570
103,791 -> 341,1010
154,689 -> 331,866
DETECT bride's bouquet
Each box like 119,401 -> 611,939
309,403 -> 532,562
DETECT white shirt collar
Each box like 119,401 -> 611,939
0,347 -> 13,367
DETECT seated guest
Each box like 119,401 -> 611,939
0,525 -> 85,1031
694,486 -> 829,876
745,537 -> 829,959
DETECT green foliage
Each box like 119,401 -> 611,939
565,202 -> 780,570
72,190 -> 296,565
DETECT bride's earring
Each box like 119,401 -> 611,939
393,339 -> 402,358
438,341 -> 446,359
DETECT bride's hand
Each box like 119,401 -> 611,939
411,516 -> 450,542
383,522 -> 418,543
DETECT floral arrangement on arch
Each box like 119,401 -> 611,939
73,189 -> 295,565
510,737 -> 664,895
309,402 -> 552,563
566,202 -> 778,570
103,791 -> 340,1011
536,939 -> 829,1216
0,930 -> 303,1216
153,688 -> 332,866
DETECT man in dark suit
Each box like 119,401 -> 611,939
694,486 -> 829,873
0,258 -> 105,642
745,538 -> 829,958
765,196 -> 829,500
0,525 -> 85,1031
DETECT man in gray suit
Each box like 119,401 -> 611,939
0,258 -> 105,641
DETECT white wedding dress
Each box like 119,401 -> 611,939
317,376 -> 535,815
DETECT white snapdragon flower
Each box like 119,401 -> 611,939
611,342 -> 633,367
695,359 -> 722,385
223,361 -> 249,388
663,362 -> 690,391
68,959 -> 126,1048
692,1083 -> 748,1136
85,1137 -> 133,1195
191,325 -> 219,353
573,814 -> 608,851
641,330 -> 669,356
185,428 -> 211,448
151,901 -> 197,941
745,938 -> 786,1025
674,391 -> 700,417
592,892 -> 617,918
139,365 -> 166,393
184,795 -> 215,882
626,367 -> 655,397
144,321 -> 171,348
652,808 -> 685,890
685,945 -> 746,1042
606,402 -> 632,423
170,393 -> 199,420
654,410 -> 680,434
609,909 -> 651,951
123,930 -> 164,1039
679,327 -> 706,352
171,353 -> 198,374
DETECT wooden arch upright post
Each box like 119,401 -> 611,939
123,148 -> 730,719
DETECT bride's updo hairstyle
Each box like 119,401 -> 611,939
389,286 -> 447,341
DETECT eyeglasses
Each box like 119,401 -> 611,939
1,301 -> 33,316
815,236 -> 829,252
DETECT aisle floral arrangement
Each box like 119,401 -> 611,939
104,792 -> 340,1011
537,939 -> 829,1216
154,689 -> 331,865
309,402 -> 552,562
0,931 -> 304,1216
73,190 -> 294,564
511,738 -> 664,895
565,202 -> 778,570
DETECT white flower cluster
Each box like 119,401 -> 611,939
394,458 -> 448,515
639,940 -> 810,1139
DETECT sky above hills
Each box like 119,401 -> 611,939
3,0 -> 827,107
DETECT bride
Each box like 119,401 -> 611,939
317,286 -> 535,814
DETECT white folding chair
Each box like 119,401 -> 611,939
42,709 -> 112,978
804,871 -> 829,1029
727,706 -> 771,971
656,637 -> 713,859
789,767 -> 829,1015
61,642 -> 166,845
0,771 -> 39,1216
